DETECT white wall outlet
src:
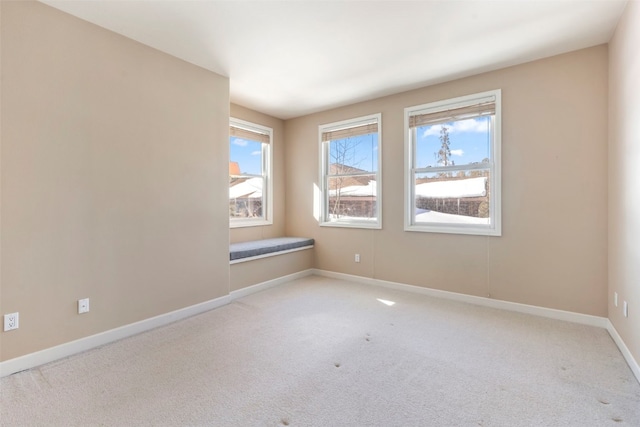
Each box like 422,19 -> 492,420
355,254 -> 360,263
623,301 -> 628,318
4,312 -> 19,331
78,298 -> 90,314
614,292 -> 618,307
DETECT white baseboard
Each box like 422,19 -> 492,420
0,294 -> 231,378
606,320 -> 640,384
312,269 -> 640,383
312,269 -> 609,328
229,269 -> 314,300
4,268 -> 637,387
0,269 -> 316,378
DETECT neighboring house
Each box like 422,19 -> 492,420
229,177 -> 262,217
327,163 -> 376,218
229,161 -> 262,218
415,175 -> 489,218
327,163 -> 489,220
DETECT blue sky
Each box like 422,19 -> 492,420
230,137 -> 262,175
230,118 -> 488,176
416,117 -> 491,168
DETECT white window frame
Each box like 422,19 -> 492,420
404,90 -> 501,236
229,118 -> 273,228
319,113 -> 382,229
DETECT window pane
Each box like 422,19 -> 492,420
329,133 -> 378,174
229,176 -> 264,218
230,137 -> 263,176
414,171 -> 490,225
327,175 -> 376,220
414,116 -> 491,168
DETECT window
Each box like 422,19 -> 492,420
229,118 -> 272,227
405,90 -> 501,236
319,114 -> 381,228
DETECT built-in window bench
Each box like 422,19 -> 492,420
229,237 -> 314,264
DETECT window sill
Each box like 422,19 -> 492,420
320,220 -> 381,230
230,219 -> 273,229
404,223 -> 501,236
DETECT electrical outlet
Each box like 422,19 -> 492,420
623,301 -> 628,318
78,298 -> 90,314
614,292 -> 618,307
4,312 -> 19,331
355,254 -> 360,263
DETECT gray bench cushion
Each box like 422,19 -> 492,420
230,237 -> 314,261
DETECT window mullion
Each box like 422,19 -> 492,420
328,171 -> 376,179
231,173 -> 262,179
414,164 -> 491,174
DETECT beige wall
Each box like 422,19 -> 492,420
0,2 -> 230,361
230,250 -> 313,292
229,104 -> 285,243
609,1 -> 640,367
285,46 -> 609,316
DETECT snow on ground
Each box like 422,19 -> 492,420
329,180 -> 376,196
326,210 -> 488,225
326,215 -> 377,222
415,209 -> 489,225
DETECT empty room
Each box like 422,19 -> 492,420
1,0 -> 639,425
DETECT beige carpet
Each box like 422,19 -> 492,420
1,275 -> 639,426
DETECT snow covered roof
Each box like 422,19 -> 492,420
229,177 -> 262,199
415,176 -> 486,199
329,180 -> 376,197
230,176 -> 486,200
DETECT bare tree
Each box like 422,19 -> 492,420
329,137 -> 365,217
436,125 -> 454,167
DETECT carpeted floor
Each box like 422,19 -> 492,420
1,275 -> 639,426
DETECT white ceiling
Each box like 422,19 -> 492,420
41,0 -> 627,120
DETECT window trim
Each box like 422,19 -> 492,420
229,117 -> 273,228
319,113 -> 382,229
404,90 -> 501,236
